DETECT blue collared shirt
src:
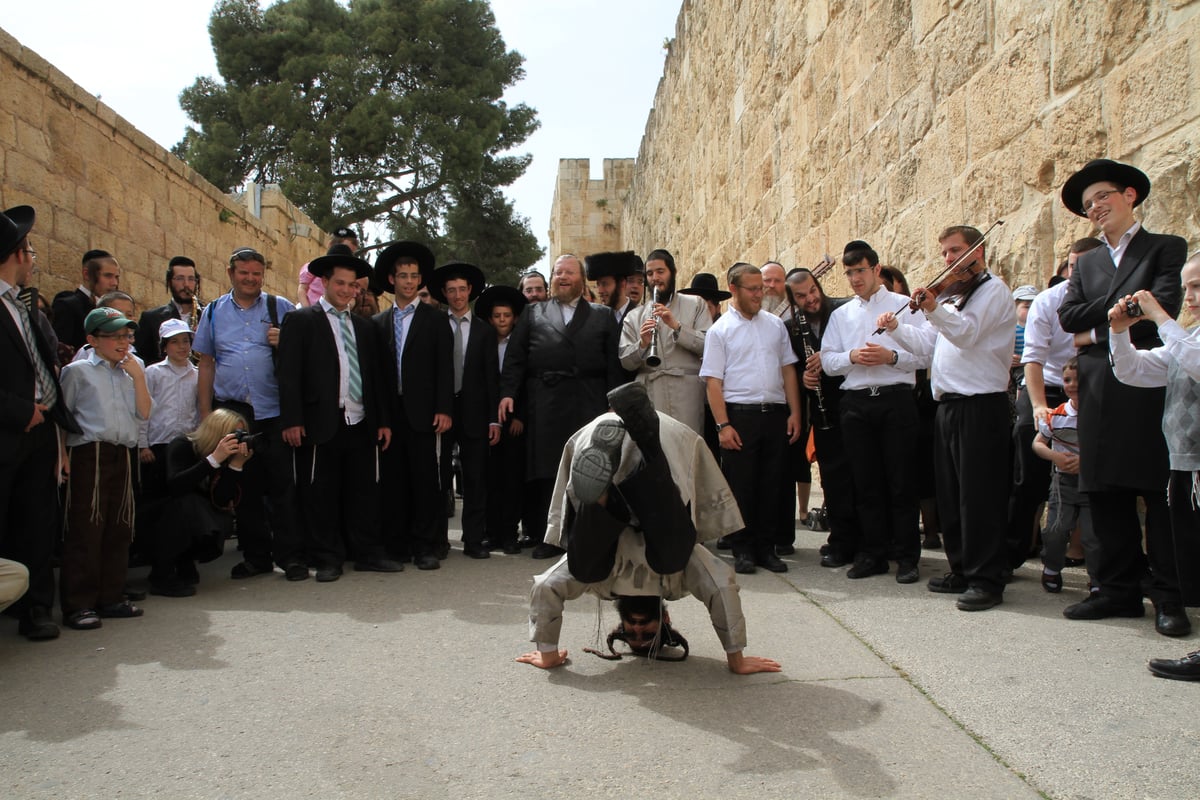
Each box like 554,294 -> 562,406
61,349 -> 148,448
193,292 -> 294,419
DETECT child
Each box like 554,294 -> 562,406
137,319 -> 200,597
71,291 -> 139,362
59,307 -> 152,629
1031,356 -> 1100,593
1109,254 -> 1200,677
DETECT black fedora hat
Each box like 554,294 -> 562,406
1061,159 -> 1151,218
0,205 -> 35,257
679,272 -> 731,302
429,261 -> 487,304
372,240 -> 436,294
474,284 -> 527,324
585,251 -> 639,281
308,244 -> 372,280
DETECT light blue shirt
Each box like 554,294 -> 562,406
193,292 -> 294,419
61,350 -> 148,448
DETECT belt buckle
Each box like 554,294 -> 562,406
868,385 -> 881,397
760,403 -> 770,412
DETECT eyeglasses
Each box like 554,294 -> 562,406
22,246 -> 37,260
1082,189 -> 1121,214
95,332 -> 135,341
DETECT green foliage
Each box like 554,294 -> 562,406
175,0 -> 539,240
437,185 -> 543,285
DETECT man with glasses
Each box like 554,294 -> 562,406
194,247 -> 303,581
700,263 -> 803,575
135,256 -> 201,365
0,206 -> 80,639
518,269 -> 548,303
1058,159 -> 1190,636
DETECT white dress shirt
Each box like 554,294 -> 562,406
1109,320 -> 1200,387
139,359 -> 199,447
1020,279 -> 1075,388
821,284 -> 930,389
699,307 -> 797,403
320,297 -> 365,425
889,274 -> 1016,399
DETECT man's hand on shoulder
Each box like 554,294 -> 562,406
516,649 -> 568,669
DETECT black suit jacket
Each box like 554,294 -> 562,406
50,288 -> 93,353
1059,226 -> 1186,491
1,301 -> 80,457
135,303 -> 184,365
499,299 -> 623,479
277,305 -> 390,446
372,302 -> 453,432
450,314 -> 499,438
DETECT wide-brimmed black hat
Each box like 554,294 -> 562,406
585,251 -> 639,281
1061,159 -> 1151,218
429,261 -> 487,304
0,206 -> 35,256
308,244 -> 372,280
679,272 -> 731,302
474,284 -> 527,323
372,240 -> 436,294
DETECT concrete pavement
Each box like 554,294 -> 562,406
1,504 -> 1196,799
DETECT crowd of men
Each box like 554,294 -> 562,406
1,157 -> 1197,680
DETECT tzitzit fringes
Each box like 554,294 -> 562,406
89,443 -> 102,525
117,447 -> 135,532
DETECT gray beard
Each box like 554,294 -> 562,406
762,293 -> 786,314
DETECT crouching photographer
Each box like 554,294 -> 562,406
151,409 -> 252,597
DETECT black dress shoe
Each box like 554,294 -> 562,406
284,563 -> 310,582
571,419 -> 625,504
501,541 -> 522,555
733,554 -> 757,575
775,544 -> 795,556
756,552 -> 788,573
820,553 -> 848,568
1062,594 -> 1144,620
123,585 -> 148,601
149,580 -> 197,598
1148,650 -> 1200,681
18,605 -> 59,641
847,558 -> 887,579
435,543 -> 450,560
462,544 -> 491,559
354,557 -> 404,572
927,572 -> 968,594
413,554 -> 441,570
315,565 -> 343,582
531,543 -> 565,560
895,563 -> 920,584
1155,602 -> 1192,637
956,587 -> 1003,611
921,533 -> 942,550
715,536 -> 733,551
516,536 -> 535,549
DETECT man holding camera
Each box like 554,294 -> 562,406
1057,159 -> 1189,636
195,247 -> 304,581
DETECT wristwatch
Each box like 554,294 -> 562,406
715,422 -> 730,432
891,350 -> 899,365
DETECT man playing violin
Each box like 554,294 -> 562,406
879,226 -> 1016,612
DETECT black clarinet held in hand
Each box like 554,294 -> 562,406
789,301 -> 832,431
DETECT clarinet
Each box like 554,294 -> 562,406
789,298 -> 832,431
645,287 -> 662,367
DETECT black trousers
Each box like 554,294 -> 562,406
296,419 -> 384,567
1006,384 -> 1065,567
814,420 -> 860,561
381,397 -> 443,560
934,393 -> 1011,593
0,421 -> 60,618
441,397 -> 488,547
1168,470 -> 1200,606
485,428 -> 524,546
523,478 -> 555,545
721,405 -> 789,559
235,415 -> 301,568
839,388 -> 920,565
1088,487 -> 1174,605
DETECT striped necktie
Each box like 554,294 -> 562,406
335,309 -> 362,404
7,287 -> 57,407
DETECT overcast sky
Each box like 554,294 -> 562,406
2,0 -> 682,270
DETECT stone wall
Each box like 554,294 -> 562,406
619,0 -> 1200,296
0,27 -> 325,312
548,158 -> 635,262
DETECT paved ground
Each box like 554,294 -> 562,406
2,495 -> 1198,799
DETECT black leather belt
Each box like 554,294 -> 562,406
726,402 -> 788,413
844,384 -> 910,397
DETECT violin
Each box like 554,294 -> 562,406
873,220 -> 1004,334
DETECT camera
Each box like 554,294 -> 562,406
232,429 -> 264,449
1124,299 -> 1144,318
